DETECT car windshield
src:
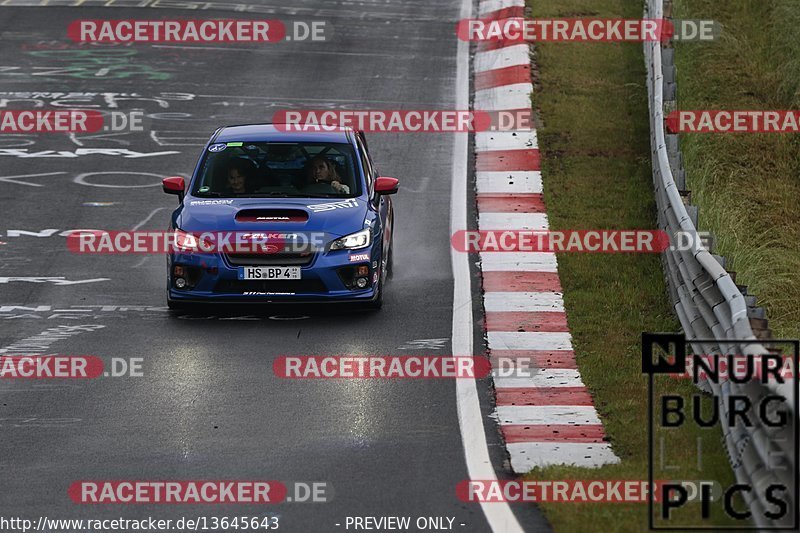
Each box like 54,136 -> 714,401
192,141 -> 361,198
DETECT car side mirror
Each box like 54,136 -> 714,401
162,176 -> 185,202
375,177 -> 399,195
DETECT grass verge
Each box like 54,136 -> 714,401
672,0 -> 800,339
519,0 -> 738,530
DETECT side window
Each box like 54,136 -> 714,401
356,137 -> 373,190
359,131 -> 378,180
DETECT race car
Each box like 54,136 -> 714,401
161,124 -> 397,309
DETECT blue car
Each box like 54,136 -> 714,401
161,124 -> 397,309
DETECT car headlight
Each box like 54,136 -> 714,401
330,228 -> 371,251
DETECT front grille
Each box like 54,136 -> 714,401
224,252 -> 314,267
214,279 -> 327,294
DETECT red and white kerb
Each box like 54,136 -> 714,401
473,0 -> 619,472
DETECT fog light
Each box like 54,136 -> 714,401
355,277 -> 368,288
175,277 -> 187,289
356,265 -> 369,276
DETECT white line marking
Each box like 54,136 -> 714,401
0,277 -> 109,286
479,212 -> 549,231
484,292 -> 565,312
132,207 -> 169,231
506,442 -> 620,471
452,0 -> 523,528
154,44 -> 435,59
476,171 -> 543,194
480,251 -> 558,272
488,331 -> 573,351
0,171 -> 65,187
496,405 -> 602,425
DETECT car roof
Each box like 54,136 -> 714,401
213,124 -> 355,144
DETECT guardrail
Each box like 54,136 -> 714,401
644,0 -> 796,527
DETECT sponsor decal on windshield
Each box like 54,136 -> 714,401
189,199 -> 234,206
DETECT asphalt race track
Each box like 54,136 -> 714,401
0,1 -> 548,531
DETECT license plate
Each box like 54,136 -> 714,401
239,266 -> 301,280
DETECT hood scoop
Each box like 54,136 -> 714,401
236,209 -> 308,223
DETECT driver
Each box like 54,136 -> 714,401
225,159 -> 254,195
303,156 -> 349,194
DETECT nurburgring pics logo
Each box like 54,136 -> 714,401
642,333 -> 799,529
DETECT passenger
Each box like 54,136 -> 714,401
303,156 -> 350,194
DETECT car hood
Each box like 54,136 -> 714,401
176,197 -> 369,238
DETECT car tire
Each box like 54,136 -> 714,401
386,241 -> 394,279
364,281 -> 384,310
